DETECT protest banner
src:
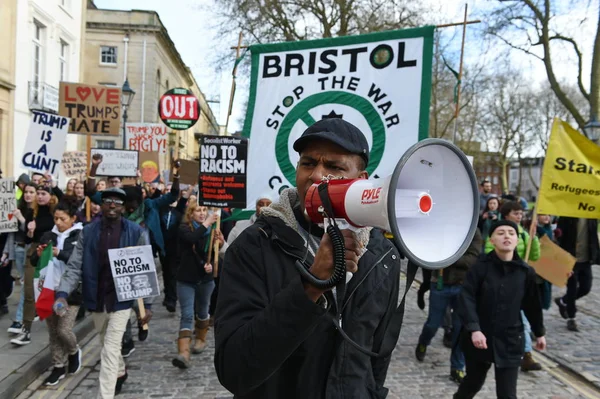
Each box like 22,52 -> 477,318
171,159 -> 199,185
126,123 -> 168,153
139,151 -> 161,183
61,151 -> 88,179
59,82 -> 121,135
239,26 -> 433,217
91,149 -> 139,177
537,119 -> 600,218
108,245 -> 160,301
21,111 -> 70,175
0,179 -> 18,233
199,135 -> 248,208
529,235 -> 576,288
158,88 -> 200,130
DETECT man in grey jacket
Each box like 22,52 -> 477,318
54,188 -> 150,398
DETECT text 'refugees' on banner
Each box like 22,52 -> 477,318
240,26 -> 434,215
58,82 -> 121,135
198,135 -> 248,209
538,118 -> 600,218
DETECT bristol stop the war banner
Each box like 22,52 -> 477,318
241,26 -> 434,213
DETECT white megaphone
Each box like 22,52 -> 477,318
302,138 -> 479,279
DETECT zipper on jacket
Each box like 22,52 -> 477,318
342,247 -> 393,311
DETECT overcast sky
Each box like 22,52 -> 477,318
94,0 -> 596,133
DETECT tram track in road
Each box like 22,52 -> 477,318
405,270 -> 600,399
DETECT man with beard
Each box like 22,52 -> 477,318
215,119 -> 403,398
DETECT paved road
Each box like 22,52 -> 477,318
16,270 -> 592,399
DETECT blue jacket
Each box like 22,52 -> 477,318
142,192 -> 177,256
57,218 -> 149,312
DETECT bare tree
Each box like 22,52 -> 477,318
486,0 -> 599,129
212,0 -> 425,45
477,72 -> 535,191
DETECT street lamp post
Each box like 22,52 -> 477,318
584,118 -> 600,144
121,78 -> 136,149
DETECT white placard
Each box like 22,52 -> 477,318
108,245 -> 160,302
0,179 -> 18,233
91,148 -> 139,177
21,111 -> 70,175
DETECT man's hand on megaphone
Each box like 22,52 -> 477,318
304,230 -> 361,302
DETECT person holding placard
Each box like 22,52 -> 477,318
53,188 -> 151,397
172,204 -> 222,369
12,185 -> 59,346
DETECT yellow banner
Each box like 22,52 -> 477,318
538,118 -> 600,218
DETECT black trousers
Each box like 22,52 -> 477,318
562,261 -> 593,319
454,357 -> 519,399
159,250 -> 178,304
0,262 -> 13,307
209,276 -> 219,317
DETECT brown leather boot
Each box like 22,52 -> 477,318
521,352 -> 542,371
192,319 -> 210,354
172,330 -> 192,369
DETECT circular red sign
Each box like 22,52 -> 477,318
158,88 -> 200,130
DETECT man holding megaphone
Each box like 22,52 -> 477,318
214,119 -> 403,398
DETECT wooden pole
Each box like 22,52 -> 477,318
452,4 -> 469,144
225,32 -> 244,134
213,209 -> 222,278
137,298 -> 149,331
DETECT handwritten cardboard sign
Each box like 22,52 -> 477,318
59,82 -> 121,135
91,149 -> 139,177
198,135 -> 248,208
529,234 -> 577,288
61,151 -> 88,179
21,111 -> 70,175
171,159 -> 198,185
139,151 -> 161,183
0,179 -> 18,233
126,123 -> 168,153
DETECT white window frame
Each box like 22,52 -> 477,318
100,46 -> 117,65
32,20 -> 44,85
59,39 -> 69,82
96,140 -> 115,149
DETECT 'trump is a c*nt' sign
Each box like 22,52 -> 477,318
21,111 -> 69,175
158,88 -> 200,130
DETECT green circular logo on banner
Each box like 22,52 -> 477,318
275,91 -> 386,185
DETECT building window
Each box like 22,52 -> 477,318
32,21 -> 44,84
493,166 -> 499,173
100,46 -> 117,65
96,140 -> 115,149
486,165 -> 492,173
59,40 -> 68,81
493,176 -> 499,185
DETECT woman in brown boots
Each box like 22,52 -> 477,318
172,204 -> 223,368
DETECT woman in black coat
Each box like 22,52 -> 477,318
454,220 -> 546,399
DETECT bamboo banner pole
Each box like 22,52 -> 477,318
452,4 -> 469,144
225,32 -> 244,134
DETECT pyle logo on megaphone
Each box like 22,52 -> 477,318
304,138 -> 479,271
361,188 -> 382,204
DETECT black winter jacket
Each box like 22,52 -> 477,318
175,222 -> 213,284
214,215 -> 402,399
458,251 -> 545,368
31,229 -> 83,306
557,217 -> 599,263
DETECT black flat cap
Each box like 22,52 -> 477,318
293,119 -> 369,166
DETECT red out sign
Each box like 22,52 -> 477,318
158,88 -> 200,130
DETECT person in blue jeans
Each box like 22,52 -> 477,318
416,229 -> 482,384
172,203 -> 224,369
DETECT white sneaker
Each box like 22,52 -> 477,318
7,321 -> 23,334
11,328 -> 31,345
